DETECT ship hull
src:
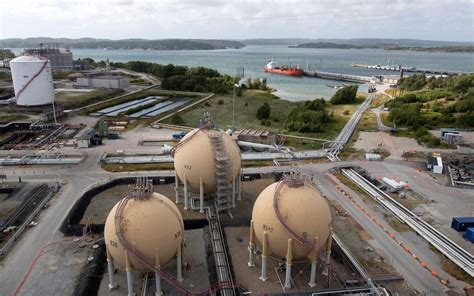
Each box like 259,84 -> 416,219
264,68 -> 303,76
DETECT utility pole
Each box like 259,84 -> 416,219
232,84 -> 235,130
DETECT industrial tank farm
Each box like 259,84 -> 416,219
10,55 -> 55,106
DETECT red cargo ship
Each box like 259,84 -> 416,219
264,59 -> 304,76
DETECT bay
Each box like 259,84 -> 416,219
12,45 -> 473,101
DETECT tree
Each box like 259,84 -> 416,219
256,103 -> 271,120
398,74 -> 427,91
305,98 -> 326,111
285,107 -> 330,133
330,85 -> 358,104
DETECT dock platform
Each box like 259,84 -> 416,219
303,70 -> 371,83
352,63 -> 470,75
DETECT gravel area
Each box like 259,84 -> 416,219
17,236 -> 98,296
353,131 -> 456,159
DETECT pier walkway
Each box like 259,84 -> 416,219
303,70 -> 372,83
352,64 -> 470,75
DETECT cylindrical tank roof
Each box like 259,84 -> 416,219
174,128 -> 241,193
104,192 -> 184,272
10,55 -> 47,63
10,55 -> 55,106
252,178 -> 332,260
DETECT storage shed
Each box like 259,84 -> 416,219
451,217 -> 474,232
427,155 -> 443,174
464,228 -> 474,243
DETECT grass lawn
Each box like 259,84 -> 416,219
358,112 -> 377,131
345,111 -> 377,149
380,112 -> 394,127
170,89 -> 298,131
167,89 -> 362,142
55,90 -> 114,110
0,114 -> 29,122
384,88 -> 397,96
371,93 -> 391,108
80,88 -> 201,115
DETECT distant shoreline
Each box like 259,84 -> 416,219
2,37 -> 473,52
290,42 -> 474,53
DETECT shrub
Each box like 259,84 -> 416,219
256,103 -> 271,120
305,98 -> 326,111
343,110 -> 350,115
285,107 -> 331,133
398,74 -> 427,91
330,85 -> 358,104
217,99 -> 224,105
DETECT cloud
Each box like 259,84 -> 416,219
0,0 -> 472,41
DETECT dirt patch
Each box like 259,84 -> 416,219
429,245 -> 474,286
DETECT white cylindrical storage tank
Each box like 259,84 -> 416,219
10,55 -> 55,106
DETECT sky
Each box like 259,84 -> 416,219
0,0 -> 473,41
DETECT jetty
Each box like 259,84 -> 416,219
352,63 -> 470,75
303,70 -> 372,83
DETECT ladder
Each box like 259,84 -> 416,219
208,131 -> 233,212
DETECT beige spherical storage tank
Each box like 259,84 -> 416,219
104,192 -> 184,272
251,179 -> 332,260
174,128 -> 241,193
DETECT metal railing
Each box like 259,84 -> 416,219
0,188 -> 54,256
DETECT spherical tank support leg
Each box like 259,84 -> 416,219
199,177 -> 204,213
322,229 -> 332,277
284,238 -> 293,289
176,243 -> 183,282
124,251 -> 135,296
183,174 -> 189,210
232,176 -> 236,208
155,249 -> 162,296
175,172 -> 180,204
259,231 -> 269,282
308,237 -> 319,288
106,249 -> 117,290
237,173 -> 242,201
248,220 -> 256,267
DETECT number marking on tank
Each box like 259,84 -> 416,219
263,224 -> 274,232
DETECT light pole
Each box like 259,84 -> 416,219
232,84 -> 235,131
232,83 -> 239,131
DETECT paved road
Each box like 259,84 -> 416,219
0,158 -> 469,295
305,169 -> 443,294
372,107 -> 391,131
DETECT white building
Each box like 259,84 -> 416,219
382,75 -> 401,85
427,155 -> 443,174
75,75 -> 130,89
